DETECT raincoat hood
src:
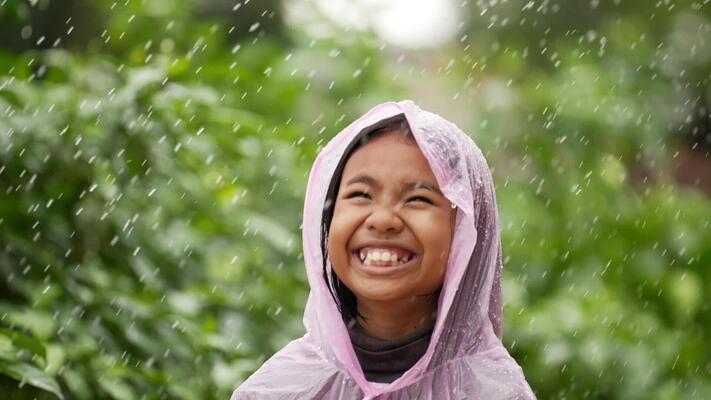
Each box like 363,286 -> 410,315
232,100 -> 535,399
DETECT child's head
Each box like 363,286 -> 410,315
321,115 -> 457,321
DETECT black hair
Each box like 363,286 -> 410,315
320,114 -> 413,323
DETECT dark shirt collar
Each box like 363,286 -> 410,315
347,321 -> 434,383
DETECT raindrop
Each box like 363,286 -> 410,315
21,25 -> 32,39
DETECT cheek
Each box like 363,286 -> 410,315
416,211 -> 455,262
328,204 -> 361,257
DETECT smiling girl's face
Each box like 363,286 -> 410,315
327,130 -> 457,307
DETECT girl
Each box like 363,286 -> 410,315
232,100 -> 535,399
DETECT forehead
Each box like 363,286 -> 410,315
341,131 -> 438,184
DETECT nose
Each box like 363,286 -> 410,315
366,204 -> 404,234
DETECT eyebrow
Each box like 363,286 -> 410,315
345,174 -> 443,196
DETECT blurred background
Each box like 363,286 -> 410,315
0,0 -> 709,399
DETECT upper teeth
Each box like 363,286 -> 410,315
358,248 -> 412,266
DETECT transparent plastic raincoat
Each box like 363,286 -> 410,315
231,100 -> 536,399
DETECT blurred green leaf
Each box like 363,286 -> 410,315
0,361 -> 64,399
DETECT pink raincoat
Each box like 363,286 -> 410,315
232,100 -> 536,399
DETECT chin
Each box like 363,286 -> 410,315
351,284 -> 405,303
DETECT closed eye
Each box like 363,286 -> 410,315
346,191 -> 371,199
408,196 -> 433,204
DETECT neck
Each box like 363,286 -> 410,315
355,294 -> 437,341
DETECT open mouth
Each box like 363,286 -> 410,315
351,247 -> 417,268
